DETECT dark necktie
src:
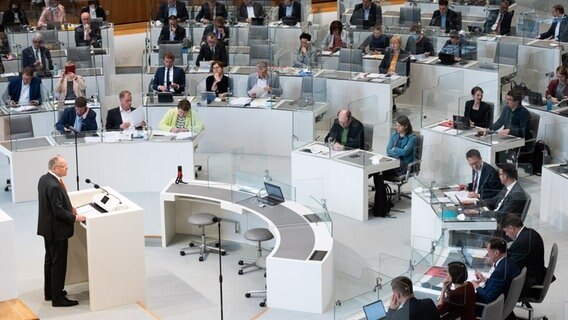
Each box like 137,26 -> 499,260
165,68 -> 170,87
35,49 -> 40,61
211,47 -> 215,57
472,171 -> 478,192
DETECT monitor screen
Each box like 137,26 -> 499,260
264,182 -> 284,201
363,300 -> 387,320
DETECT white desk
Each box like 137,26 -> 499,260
0,209 -> 17,302
66,187 -> 146,311
291,142 -> 400,221
160,180 -> 334,313
540,164 -> 568,233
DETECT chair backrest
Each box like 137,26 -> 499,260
528,111 -> 540,142
338,48 -> 363,72
520,192 -> 531,222
67,46 -> 93,69
249,44 -> 271,66
363,123 -> 374,151
300,77 -> 327,102
248,26 -> 269,45
534,243 -> 558,302
9,115 -> 34,139
399,7 -> 421,27
408,133 -> 423,177
481,293 -> 504,320
503,267 -> 527,318
494,42 -> 518,66
39,29 -> 59,50
486,102 -> 495,126
159,43 -> 183,63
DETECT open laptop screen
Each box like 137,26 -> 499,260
363,300 -> 387,320
264,182 -> 285,202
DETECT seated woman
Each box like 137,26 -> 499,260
464,86 -> 491,128
55,61 -> 86,104
437,261 -> 476,320
81,0 -> 107,22
385,115 -> 417,177
159,99 -> 204,133
294,33 -> 317,68
379,35 -> 410,76
359,25 -> 390,54
321,20 -> 349,52
546,65 -> 568,105
205,60 -> 229,97
37,0 -> 66,30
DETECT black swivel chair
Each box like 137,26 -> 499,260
515,111 -> 540,172
385,133 -> 423,201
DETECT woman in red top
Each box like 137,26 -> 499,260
546,65 -> 568,105
437,261 -> 476,320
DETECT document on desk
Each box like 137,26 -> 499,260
363,53 -> 384,59
11,105 -> 38,112
175,132 -> 194,140
76,203 -> 103,219
321,50 -> 339,56
129,106 -> 145,127
229,97 -> 252,106
444,190 -> 477,203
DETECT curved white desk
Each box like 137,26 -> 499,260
160,180 -> 334,313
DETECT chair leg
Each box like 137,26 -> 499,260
238,241 -> 264,275
179,225 -> 226,261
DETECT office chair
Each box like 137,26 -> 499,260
502,267 -> 527,320
244,257 -> 267,307
520,193 -> 531,222
477,293 -> 505,320
517,243 -> 558,320
338,48 -> 363,72
385,133 -> 423,201
237,228 -> 273,275
4,115 -> 34,191
248,26 -> 269,45
514,111 -> 540,172
300,77 -> 327,103
179,212 -> 226,261
249,44 -> 271,67
363,123 -> 373,151
67,46 -> 93,69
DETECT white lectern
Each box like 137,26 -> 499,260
66,187 -> 146,311
0,209 -> 17,301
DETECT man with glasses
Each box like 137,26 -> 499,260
22,32 -> 53,77
75,12 -> 102,48
152,51 -> 185,94
158,15 -> 186,44
429,0 -> 460,33
246,60 -> 282,98
55,96 -> 98,134
5,67 -> 42,107
196,33 -> 228,67
458,149 -> 503,200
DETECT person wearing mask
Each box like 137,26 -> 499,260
322,20 -> 350,52
37,0 -> 66,29
437,261 -> 476,320
237,0 -> 266,23
379,35 -> 410,76
429,0 -> 460,33
201,16 -> 229,47
206,60 -> 229,97
324,109 -> 364,151
105,90 -> 144,130
152,52 -> 186,94
196,33 -> 229,67
464,86 -> 492,128
55,97 -> 98,134
386,276 -> 440,319
195,0 -> 228,24
156,0 -> 189,23
350,0 -> 382,28
405,23 -> 433,56
74,12 -> 102,47
5,67 -> 42,106
55,61 -> 86,104
278,0 -> 302,22
294,33 -> 317,68
246,60 -> 282,98
158,15 -> 186,44
484,0 -> 513,36
159,99 -> 205,133
457,149 -> 503,200
537,4 -> 568,42
359,25 -> 390,54
2,1 -> 29,27
545,65 -> 568,105
22,32 -> 54,77
80,0 -> 107,22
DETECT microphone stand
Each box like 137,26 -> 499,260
216,218 -> 224,320
66,126 -> 80,190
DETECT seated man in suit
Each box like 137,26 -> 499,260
22,32 -> 53,77
55,96 -> 97,134
324,109 -> 364,151
501,214 -> 547,298
483,0 -> 513,36
246,60 -> 282,98
201,17 -> 229,47
2,1 -> 29,27
105,90 -> 145,130
278,0 -> 302,22
75,12 -> 102,48
429,0 -> 460,33
152,52 -> 185,94
404,24 -> 433,56
196,0 -> 228,24
386,276 -> 440,320
159,99 -> 204,133
537,4 -> 568,42
237,0 -> 266,23
359,25 -> 390,54
81,0 -> 107,22
350,0 -> 382,28
379,35 -> 410,76
196,33 -> 229,67
439,31 -> 472,62
158,15 -> 186,44
458,149 -> 503,200
5,67 -> 42,107
156,0 -> 189,23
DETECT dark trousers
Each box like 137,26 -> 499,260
44,239 -> 68,301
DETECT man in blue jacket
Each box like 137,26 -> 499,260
55,96 -> 98,133
5,67 -> 42,106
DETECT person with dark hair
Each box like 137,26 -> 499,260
278,0 -> 302,22
74,12 -> 102,48
429,0 -> 461,33
379,35 -> 410,76
537,4 -> 568,42
294,33 -> 316,68
0,27 -> 9,55
350,0 -> 382,28
21,32 -> 53,77
464,86 -> 491,128
206,60 -> 229,96
2,0 -> 29,27
360,25 -> 390,54
195,0 -> 228,24
485,90 -> 532,150
80,0 -> 107,22
483,0 -> 513,36
440,31 -> 471,62
546,65 -> 568,105
385,115 -> 417,176
55,96 -> 98,134
196,33 -> 229,66
437,261 -> 476,320
5,67 -> 42,106
156,0 -> 189,23
322,20 -> 349,51
201,16 -> 229,47
158,15 -> 186,44
324,109 -> 364,150
458,149 -> 503,200
159,99 -> 204,133
386,276 -> 439,320
237,0 -> 266,23
153,52 -> 185,93
405,24 -> 433,56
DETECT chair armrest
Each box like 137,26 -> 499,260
405,159 -> 422,180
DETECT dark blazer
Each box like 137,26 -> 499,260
21,46 -> 53,73
202,24 -> 230,46
157,1 -> 189,23
464,100 -> 491,128
195,2 -> 228,22
467,162 -> 503,200
158,24 -> 186,44
152,66 -> 186,93
508,227 -> 546,290
476,256 -> 520,303
206,74 -> 229,95
55,106 -> 98,133
539,15 -> 568,42
441,38 -> 474,59
483,10 -> 514,36
80,6 -> 107,21
74,24 -> 102,47
237,3 -> 266,22
546,79 -> 568,99
278,1 -> 302,22
489,105 -> 532,150
429,9 -> 461,33
350,3 -> 382,27
404,35 -> 434,55
105,106 -> 137,130
482,182 -> 528,221
359,34 -> 389,52
324,117 -> 364,150
6,77 -> 42,103
386,297 -> 440,320
37,173 -> 75,241
2,8 -> 29,26
379,48 -> 410,76
196,43 -> 229,66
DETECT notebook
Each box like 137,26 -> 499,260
257,182 -> 285,206
362,300 -> 387,320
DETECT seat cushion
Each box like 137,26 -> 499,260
244,228 -> 274,242
187,213 -> 217,226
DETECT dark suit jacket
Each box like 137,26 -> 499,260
464,100 -> 491,128
489,105 -> 532,150
483,10 -> 514,36
74,23 -> 102,47
152,66 -> 186,93
202,24 -> 230,46
105,106 -> 137,130
539,15 -> 568,42
476,256 -> 520,303
404,35 -> 433,55
546,79 -> 568,99
195,2 -> 228,22
80,6 -> 107,21
441,38 -> 474,59
467,162 -> 503,199
350,3 -> 382,27
385,297 -> 440,320
157,1 -> 190,23
21,46 -> 53,73
482,182 -> 527,220
508,227 -> 546,290
55,106 -> 98,133
237,3 -> 266,22
278,1 -> 302,22
158,25 -> 186,44
2,8 -> 29,26
37,173 -> 76,241
379,48 -> 410,76
6,77 -> 42,103
196,43 -> 229,66
324,117 -> 364,150
429,9 -> 461,33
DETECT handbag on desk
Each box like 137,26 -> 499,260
510,80 -> 530,97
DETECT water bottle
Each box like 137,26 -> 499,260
546,96 -> 553,111
53,63 -> 59,76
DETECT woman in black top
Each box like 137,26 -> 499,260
464,86 -> 491,128
206,60 -> 229,97
80,0 -> 107,21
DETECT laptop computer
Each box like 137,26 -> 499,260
257,182 -> 285,206
251,17 -> 264,26
460,246 -> 487,269
478,57 -> 497,70
157,92 -> 174,103
282,16 -> 297,26
438,52 -> 456,65
452,115 -> 472,130
201,91 -> 216,104
361,300 -> 387,320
